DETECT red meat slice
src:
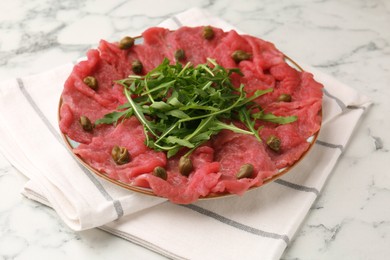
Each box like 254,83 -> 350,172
211,131 -> 278,195
74,117 -> 166,182
59,103 -> 114,144
99,40 -> 130,78
98,40 -> 143,79
60,49 -> 129,143
260,124 -> 311,169
134,146 -> 221,204
165,26 -> 226,64
238,61 -> 276,98
295,71 -> 323,101
133,27 -> 174,71
269,66 -> 322,104
243,35 -> 285,71
60,76 -> 117,144
211,30 -> 252,68
70,49 -> 124,109
264,98 -> 322,139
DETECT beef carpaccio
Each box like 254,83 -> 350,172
59,26 -> 323,204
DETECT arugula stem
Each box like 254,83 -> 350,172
202,81 -> 213,90
177,62 -> 192,77
152,142 -> 179,151
197,64 -> 214,76
124,87 -> 159,138
237,87 -> 273,106
213,120 -> 254,135
141,80 -> 176,96
178,87 -> 245,123
154,122 -> 180,144
239,107 -> 262,142
184,116 -> 215,141
143,78 -> 155,103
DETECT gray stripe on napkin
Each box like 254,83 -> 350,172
17,78 -> 63,142
324,89 -> 366,111
323,88 -> 346,110
347,105 -> 367,110
182,204 -> 290,244
274,179 -> 320,195
100,226 -> 188,260
316,140 -> 344,151
172,16 -> 183,27
16,78 -> 124,219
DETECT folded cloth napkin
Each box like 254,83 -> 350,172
0,8 -> 372,260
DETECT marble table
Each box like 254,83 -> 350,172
1,0 -> 389,259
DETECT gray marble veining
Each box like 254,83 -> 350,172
1,0 -> 389,259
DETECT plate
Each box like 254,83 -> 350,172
58,53 -> 321,200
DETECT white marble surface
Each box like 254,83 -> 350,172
0,0 -> 389,259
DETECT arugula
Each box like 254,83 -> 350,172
94,100 -> 134,126
96,58 -> 297,157
252,111 -> 298,124
94,109 -> 132,126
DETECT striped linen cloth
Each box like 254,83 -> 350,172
0,8 -> 371,260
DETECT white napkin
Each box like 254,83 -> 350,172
0,8 -> 371,260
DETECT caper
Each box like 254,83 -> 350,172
266,135 -> 281,152
132,60 -> 143,74
236,163 -> 254,179
179,156 -> 193,176
203,26 -> 214,40
277,93 -> 292,102
79,116 -> 93,132
119,36 -> 135,49
231,50 -> 251,63
174,49 -> 185,61
153,166 -> 167,180
111,145 -> 131,165
83,76 -> 98,91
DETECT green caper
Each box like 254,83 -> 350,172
203,26 -> 214,40
266,135 -> 281,152
236,163 -> 254,179
119,36 -> 135,49
179,156 -> 193,176
277,93 -> 292,102
174,49 -> 185,61
111,145 -> 131,165
231,50 -> 251,63
132,60 -> 143,74
79,116 -> 93,132
153,166 -> 167,180
83,76 -> 98,91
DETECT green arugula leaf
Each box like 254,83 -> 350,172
94,108 -> 133,126
190,130 -> 214,143
210,120 -> 254,135
165,136 -> 195,148
165,109 -> 190,119
252,111 -> 298,124
149,101 -> 172,111
167,147 -> 180,158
